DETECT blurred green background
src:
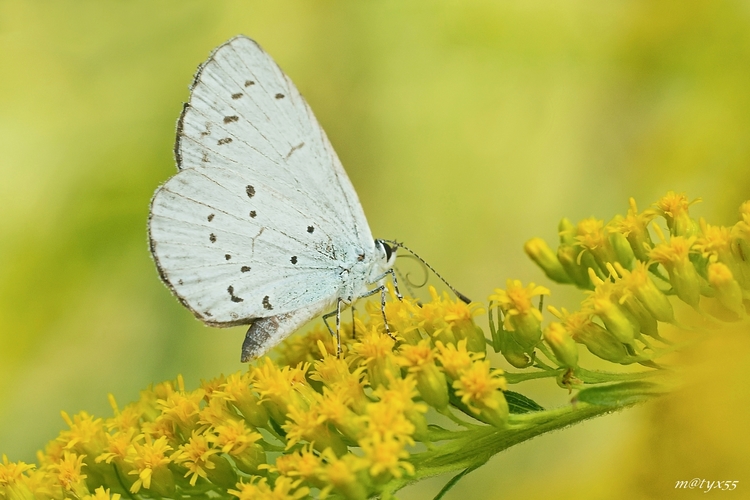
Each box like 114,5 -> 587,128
1,1 -> 749,498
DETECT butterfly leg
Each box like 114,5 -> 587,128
359,284 -> 398,342
368,268 -> 403,301
322,298 -> 345,357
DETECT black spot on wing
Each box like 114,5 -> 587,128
290,256 -> 297,264
228,285 -> 244,303
245,80 -> 255,87
307,225 -> 314,233
218,137 -> 232,145
263,295 -> 273,310
225,254 -> 232,260
207,214 -> 215,222
223,115 -> 239,124
275,93 -> 285,99
249,210 -> 257,218
209,233 -> 216,243
246,185 -> 255,198
241,266 -> 251,272
232,92 -> 243,99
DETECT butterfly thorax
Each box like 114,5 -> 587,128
336,241 -> 394,303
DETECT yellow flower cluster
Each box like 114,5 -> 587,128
516,193 -> 750,371
1,287 -> 503,500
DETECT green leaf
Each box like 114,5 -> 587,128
505,390 -> 545,413
433,465 -> 479,500
575,381 -> 667,407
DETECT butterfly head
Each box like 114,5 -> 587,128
375,239 -> 398,270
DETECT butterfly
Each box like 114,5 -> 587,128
148,35 -> 405,362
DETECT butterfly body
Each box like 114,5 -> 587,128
148,35 -> 396,360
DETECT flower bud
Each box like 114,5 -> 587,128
610,231 -> 636,269
557,244 -> 593,289
571,320 -> 632,364
655,191 -> 700,237
610,198 -> 657,263
708,262 -> 746,317
204,454 -> 237,489
524,237 -> 572,284
649,237 -> 701,308
616,262 -> 675,323
233,443 -> 266,475
543,322 -> 578,368
575,218 -> 619,271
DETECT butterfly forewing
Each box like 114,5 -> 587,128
149,35 -> 375,326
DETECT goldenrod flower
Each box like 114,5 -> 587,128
416,287 -> 485,353
83,486 -> 121,500
253,358 -> 315,423
550,307 -> 635,364
707,262 -> 746,318
490,280 -> 549,359
360,432 -> 414,481
46,451 -> 88,496
649,235 -> 702,307
574,217 -> 620,271
350,325 -> 400,389
229,476 -> 309,500
614,262 -> 675,323
127,436 -> 174,495
59,411 -> 106,459
543,322 -> 579,368
398,340 -> 449,410
609,197 -> 657,262
157,384 -> 205,438
435,339 -> 484,380
452,360 -> 508,427
310,342 -> 370,414
172,431 -> 228,487
213,372 -> 269,429
654,191 -> 700,237
317,448 -> 370,499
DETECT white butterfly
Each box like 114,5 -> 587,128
148,35 -> 402,362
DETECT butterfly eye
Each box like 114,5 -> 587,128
380,240 -> 393,262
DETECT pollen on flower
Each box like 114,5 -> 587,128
59,411 -> 105,457
574,217 -> 609,251
158,388 -> 205,436
435,339 -> 483,379
172,431 -> 219,486
453,361 -> 507,412
86,486 -> 122,500
127,436 -> 172,493
0,454 -> 35,488
208,418 -> 262,455
95,428 -> 139,465
229,476 -> 309,500
47,451 -> 87,493
360,432 -> 415,479
490,280 -> 549,328
269,444 -> 322,480
695,221 -> 733,258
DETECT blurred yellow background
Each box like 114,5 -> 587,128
1,1 -> 748,498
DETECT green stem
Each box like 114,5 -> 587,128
386,392 -> 659,494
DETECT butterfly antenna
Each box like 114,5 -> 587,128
383,240 -> 472,304
394,264 -> 421,299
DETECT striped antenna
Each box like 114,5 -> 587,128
382,240 -> 471,304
